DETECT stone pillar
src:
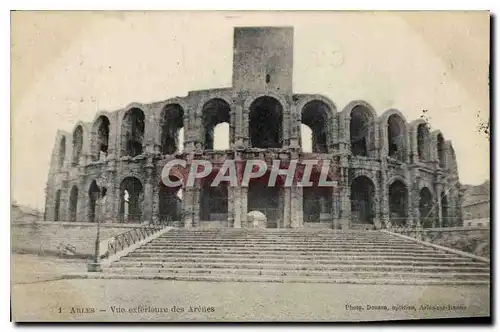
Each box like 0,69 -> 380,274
412,178 -> 421,228
241,100 -> 250,148
182,186 -> 194,228
332,185 -> 341,229
283,186 -> 291,228
289,104 -> 300,149
151,184 -> 160,224
192,182 -> 201,228
240,186 -> 248,228
141,164 -> 155,223
59,180 -> 69,221
339,167 -> 351,230
290,184 -> 302,228
379,168 -> 390,229
406,181 -> 414,227
228,186 -> 239,228
183,108 -> 195,153
434,180 -> 445,227
436,196 -> 442,228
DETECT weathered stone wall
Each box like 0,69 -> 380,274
11,221 -> 141,258
395,226 -> 490,258
44,27 -> 462,230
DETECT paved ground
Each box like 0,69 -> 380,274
11,254 -> 490,322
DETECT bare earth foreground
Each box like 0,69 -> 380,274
11,254 -> 490,322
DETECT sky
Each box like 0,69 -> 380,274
11,11 -> 490,210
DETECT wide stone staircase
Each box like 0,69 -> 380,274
103,229 -> 490,285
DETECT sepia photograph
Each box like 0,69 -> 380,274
10,10 -> 491,322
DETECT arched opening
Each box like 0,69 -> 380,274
160,104 -> 184,155
301,100 -> 330,153
200,178 -> 229,224
58,136 -> 66,170
68,185 -> 78,222
419,187 -> 435,228
121,108 -> 145,157
350,106 -> 373,157
213,123 -> 230,150
249,96 -> 283,148
389,180 -> 408,226
303,187 -> 332,223
417,123 -> 431,161
202,98 -> 231,150
441,194 -> 449,227
437,133 -> 446,168
301,124 -> 313,153
158,177 -> 182,224
387,114 -> 406,161
350,176 -> 375,225
88,180 -> 100,223
91,116 -> 110,161
119,177 -> 143,223
72,125 -> 83,165
54,189 -> 61,221
248,173 -> 282,228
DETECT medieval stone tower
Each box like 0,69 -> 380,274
44,26 -> 463,230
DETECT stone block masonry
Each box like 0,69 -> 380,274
44,26 -> 463,230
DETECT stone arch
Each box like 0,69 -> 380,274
388,179 -> 408,226
387,175 -> 408,188
72,125 -> 84,165
352,169 -> 378,191
91,115 -> 110,161
158,178 -> 182,223
248,95 -> 284,148
88,180 -> 100,222
247,171 -> 284,228
121,107 -> 145,157
343,100 -> 377,157
381,109 -> 408,162
412,120 -> 431,162
435,131 -> 446,168
119,176 -> 144,223
200,173 -> 229,223
300,99 -> 333,153
68,185 -> 78,222
58,135 -> 66,170
302,167 -> 333,223
54,189 -> 61,221
350,175 -> 376,225
419,187 -> 435,228
160,103 -> 185,155
200,98 -> 231,150
244,92 -> 290,148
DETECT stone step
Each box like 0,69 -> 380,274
129,248 -> 453,258
119,255 -> 486,266
152,239 -> 417,245
159,234 -> 393,239
160,234 -> 391,239
146,242 -> 428,250
135,246 -> 442,254
110,261 -> 490,273
165,230 -> 384,232
76,272 -> 490,285
104,266 -> 490,280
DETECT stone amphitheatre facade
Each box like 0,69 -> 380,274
44,27 -> 463,230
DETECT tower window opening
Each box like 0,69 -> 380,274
266,74 -> 271,84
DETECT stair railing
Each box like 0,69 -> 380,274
106,218 -> 171,257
